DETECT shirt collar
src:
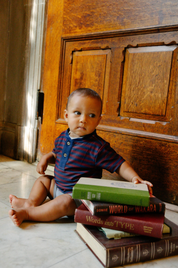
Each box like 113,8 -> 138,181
66,128 -> 96,141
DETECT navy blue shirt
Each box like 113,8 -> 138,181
52,129 -> 125,193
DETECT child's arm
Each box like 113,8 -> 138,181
116,161 -> 153,194
36,152 -> 56,174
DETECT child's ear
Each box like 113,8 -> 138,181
64,109 -> 68,122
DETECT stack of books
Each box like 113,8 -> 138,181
72,177 -> 178,267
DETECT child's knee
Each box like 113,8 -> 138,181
62,195 -> 76,214
63,194 -> 73,206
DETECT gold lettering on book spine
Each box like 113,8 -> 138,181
85,216 -> 104,225
118,221 -> 134,231
104,220 -> 114,227
135,204 -> 157,213
143,226 -> 153,234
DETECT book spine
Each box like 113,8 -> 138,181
93,201 -> 165,216
108,237 -> 178,267
72,185 -> 149,207
74,209 -> 163,238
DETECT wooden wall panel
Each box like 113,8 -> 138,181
57,31 -> 178,138
120,46 -> 177,120
63,0 -> 178,35
100,130 -> 178,204
59,49 -> 111,116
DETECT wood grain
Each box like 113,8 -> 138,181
63,0 -> 178,35
39,0 -> 178,205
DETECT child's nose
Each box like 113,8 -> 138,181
80,114 -> 87,123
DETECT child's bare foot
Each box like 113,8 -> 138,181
9,208 -> 28,227
9,194 -> 32,209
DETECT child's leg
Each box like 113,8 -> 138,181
9,194 -> 77,226
9,175 -> 55,209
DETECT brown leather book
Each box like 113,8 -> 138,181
76,218 -> 178,267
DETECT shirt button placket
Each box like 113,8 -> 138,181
63,141 -> 71,158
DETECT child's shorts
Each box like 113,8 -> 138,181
53,183 -> 82,207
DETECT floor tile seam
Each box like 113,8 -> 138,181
0,171 -> 53,179
47,248 -> 88,268
0,162 -> 37,171
2,169 -> 53,177
0,199 -> 11,207
0,163 -> 53,175
3,168 -> 38,176
0,169 -> 38,178
0,163 -> 25,169
0,177 -> 37,186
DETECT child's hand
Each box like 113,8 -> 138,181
36,161 -> 47,174
36,152 -> 56,175
132,177 -> 153,196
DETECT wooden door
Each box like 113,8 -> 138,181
39,0 -> 178,205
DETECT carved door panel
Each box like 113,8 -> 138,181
59,49 -> 111,117
39,0 -> 178,205
59,37 -> 178,136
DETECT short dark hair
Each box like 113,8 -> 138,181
66,88 -> 102,114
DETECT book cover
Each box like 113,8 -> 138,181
72,177 -> 150,207
76,218 -> 178,267
82,196 -> 165,216
74,204 -> 165,238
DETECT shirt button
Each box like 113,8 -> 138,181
63,153 -> 67,157
67,141 -> 70,145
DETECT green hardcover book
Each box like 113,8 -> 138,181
72,177 -> 150,207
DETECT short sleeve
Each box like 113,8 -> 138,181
95,142 -> 125,173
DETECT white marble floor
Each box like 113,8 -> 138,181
0,155 -> 178,268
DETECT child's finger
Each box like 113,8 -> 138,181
134,179 -> 153,187
143,180 -> 153,187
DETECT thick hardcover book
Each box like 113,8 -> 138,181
82,196 -> 165,216
76,218 -> 178,267
74,204 -> 165,238
72,177 -> 150,207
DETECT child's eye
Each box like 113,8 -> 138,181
74,111 -> 81,115
89,113 -> 96,118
